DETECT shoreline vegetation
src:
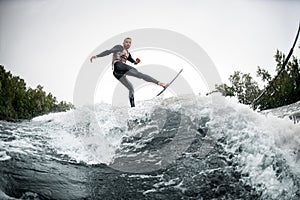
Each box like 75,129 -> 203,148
212,24 -> 300,111
0,65 -> 74,122
212,49 -> 300,111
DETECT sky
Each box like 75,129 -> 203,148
0,0 -> 299,105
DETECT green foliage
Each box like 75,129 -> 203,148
215,84 -> 235,97
256,66 -> 271,83
254,51 -> 300,110
0,65 -> 74,120
214,49 -> 300,110
214,71 -> 261,105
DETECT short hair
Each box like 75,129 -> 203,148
123,37 -> 132,42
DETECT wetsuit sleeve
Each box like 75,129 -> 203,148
127,53 -> 138,64
96,45 -> 123,57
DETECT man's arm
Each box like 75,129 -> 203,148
96,45 -> 123,57
127,53 -> 140,65
90,45 -> 123,63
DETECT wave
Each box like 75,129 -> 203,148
1,95 -> 299,199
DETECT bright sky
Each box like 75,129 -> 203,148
0,0 -> 299,105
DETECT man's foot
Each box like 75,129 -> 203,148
158,81 -> 167,88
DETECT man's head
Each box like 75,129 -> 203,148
123,37 -> 132,49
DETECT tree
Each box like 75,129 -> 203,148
254,51 -> 300,110
0,65 -> 74,121
214,71 -> 260,105
256,66 -> 271,83
214,49 -> 300,111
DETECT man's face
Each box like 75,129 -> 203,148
123,39 -> 132,49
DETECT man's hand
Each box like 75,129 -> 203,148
135,58 -> 141,64
90,56 -> 97,63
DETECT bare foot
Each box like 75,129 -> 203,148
158,81 -> 167,88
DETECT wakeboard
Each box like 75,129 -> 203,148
157,69 -> 183,96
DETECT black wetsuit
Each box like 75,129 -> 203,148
96,45 -> 158,107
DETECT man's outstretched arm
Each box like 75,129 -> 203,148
96,45 -> 123,57
90,45 -> 123,63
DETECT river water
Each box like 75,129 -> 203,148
0,95 -> 299,200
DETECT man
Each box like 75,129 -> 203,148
90,37 -> 166,107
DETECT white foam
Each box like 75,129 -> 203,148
202,96 -> 300,198
0,151 -> 11,161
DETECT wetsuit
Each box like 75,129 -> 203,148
96,45 -> 159,107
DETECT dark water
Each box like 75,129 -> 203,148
0,96 -> 299,199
